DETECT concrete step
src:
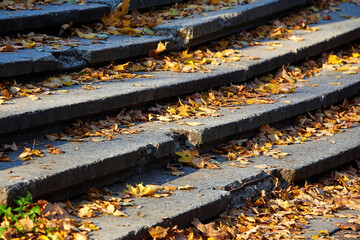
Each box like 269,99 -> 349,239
0,34 -> 173,79
0,0 -> 313,78
88,0 -> 185,11
80,111 -> 360,240
154,0 -> 311,48
1,58 -> 359,206
0,3 -> 110,33
1,3 -> 360,135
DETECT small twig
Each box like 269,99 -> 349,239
229,175 -> 275,193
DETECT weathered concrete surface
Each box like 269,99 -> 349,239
0,62 -> 359,208
87,0 -> 184,10
302,210 -> 360,238
77,124 -> 360,240
1,8 -> 360,135
0,129 -> 174,205
0,3 -> 110,33
154,0 -> 311,47
0,35 -> 172,78
91,190 -> 230,240
76,35 -> 174,64
169,67 -> 360,147
0,0 -> 318,78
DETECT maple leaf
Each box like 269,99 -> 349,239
123,183 -> 157,197
328,54 -> 343,65
148,41 -> 169,57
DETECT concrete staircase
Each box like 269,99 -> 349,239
1,0 -> 360,239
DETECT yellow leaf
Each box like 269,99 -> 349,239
176,149 -> 199,163
318,230 -> 329,235
83,33 -> 97,39
328,55 -> 343,65
330,82 -> 341,85
149,41 -> 169,57
123,183 -> 157,197
113,62 -> 129,72
352,52 -> 360,58
113,209 -> 128,217
184,121 -> 203,126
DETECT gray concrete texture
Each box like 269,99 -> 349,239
154,0 -> 311,47
1,61 -> 359,206
87,0 -> 184,10
0,0 -> 316,78
0,3 -> 110,33
0,35 -> 172,78
1,4 -> 360,135
73,123 -> 360,240
0,129 -> 174,205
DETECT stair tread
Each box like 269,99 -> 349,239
1,8 -> 359,135
0,3 -> 110,33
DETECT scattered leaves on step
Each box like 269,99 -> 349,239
149,162 -> 360,239
214,97 -> 360,164
0,0 -> 85,11
65,187 -> 130,218
1,0 -> 359,107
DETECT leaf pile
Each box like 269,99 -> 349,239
0,192 -> 94,240
148,164 -> 360,239
0,0 -> 85,11
64,187 -> 131,218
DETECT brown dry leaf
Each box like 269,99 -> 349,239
149,226 -> 168,239
101,0 -> 130,27
0,152 -> 10,162
192,218 -> 228,238
10,176 -> 24,180
334,222 -> 360,231
45,144 -> 63,155
43,202 -> 69,220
